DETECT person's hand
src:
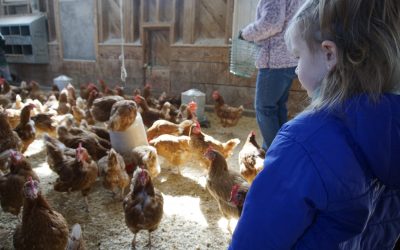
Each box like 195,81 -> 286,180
238,30 -> 245,40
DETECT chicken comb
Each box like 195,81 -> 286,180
206,146 -> 214,154
251,130 -> 256,136
229,184 -> 240,203
188,101 -> 197,111
134,95 -> 141,103
27,176 -> 35,188
0,78 -> 5,85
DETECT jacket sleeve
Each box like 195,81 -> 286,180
229,133 -> 328,249
241,0 -> 286,42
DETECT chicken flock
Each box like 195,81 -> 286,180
0,79 -> 265,249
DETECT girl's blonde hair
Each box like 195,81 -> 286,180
286,0 -> 400,109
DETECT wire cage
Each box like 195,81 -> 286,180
230,38 -> 259,78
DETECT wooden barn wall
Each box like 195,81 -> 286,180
3,0 -> 308,115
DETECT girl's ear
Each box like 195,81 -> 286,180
321,40 -> 337,70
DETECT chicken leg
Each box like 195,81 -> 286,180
145,231 -> 152,248
84,196 -> 90,212
131,233 -> 137,249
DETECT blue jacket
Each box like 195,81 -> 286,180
229,94 -> 400,249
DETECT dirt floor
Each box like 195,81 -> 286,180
0,111 -> 262,250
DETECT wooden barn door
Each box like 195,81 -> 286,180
143,27 -> 171,93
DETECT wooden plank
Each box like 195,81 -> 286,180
93,0 -> 99,61
195,0 -> 226,42
98,45 -> 142,60
142,23 -> 171,29
171,0 -> 177,43
53,0 -> 62,59
182,0 -> 195,44
159,0 -> 174,22
124,0 -> 134,42
170,47 -> 229,63
133,0 -> 140,42
156,0 -> 160,22
225,0 -> 233,44
98,0 -> 104,42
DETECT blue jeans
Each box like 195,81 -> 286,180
255,67 -> 297,150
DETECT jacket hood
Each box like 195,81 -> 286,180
342,94 -> 400,189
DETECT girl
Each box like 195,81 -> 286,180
239,0 -> 303,150
230,0 -> 400,249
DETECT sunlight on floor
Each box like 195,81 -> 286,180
24,138 -> 45,157
163,194 -> 208,227
218,217 -> 238,233
34,162 -> 53,178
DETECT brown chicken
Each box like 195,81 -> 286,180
189,122 -> 240,168
134,95 -> 170,128
71,105 -> 86,124
146,119 -> 194,141
122,145 -> 160,177
98,148 -> 130,199
90,95 -> 124,122
0,111 -> 22,152
0,150 -> 40,215
99,79 -> 117,96
53,143 -> 98,211
204,147 -> 249,232
212,90 -> 244,127
142,84 -> 159,108
13,177 -> 70,250
57,125 -> 108,160
123,168 -> 164,249
79,120 -> 110,142
229,183 -> 248,217
44,134 -> 78,173
108,99 -> 137,131
238,131 -> 266,183
67,125 -> 111,151
26,80 -> 47,103
57,89 -> 71,115
80,82 -> 99,100
31,113 -> 57,137
66,83 -> 77,107
158,91 -> 181,109
14,103 -> 36,153
149,134 -> 192,174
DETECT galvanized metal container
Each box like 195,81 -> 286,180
181,89 -> 206,122
53,75 -> 72,90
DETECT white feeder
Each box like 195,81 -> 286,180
109,113 -> 148,155
53,75 -> 72,90
181,89 -> 206,122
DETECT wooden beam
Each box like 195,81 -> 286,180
98,0 -> 104,42
171,0 -> 177,44
54,0 -> 62,59
124,0 -> 134,42
93,0 -> 98,61
225,0 -> 234,44
156,0 -> 160,22
182,0 -> 195,44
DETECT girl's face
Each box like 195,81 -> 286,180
290,33 -> 331,96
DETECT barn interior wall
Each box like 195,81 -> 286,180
2,0 -> 308,115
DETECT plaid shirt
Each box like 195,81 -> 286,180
241,0 -> 304,69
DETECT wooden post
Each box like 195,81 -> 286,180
182,0 -> 195,44
225,0 -> 234,44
